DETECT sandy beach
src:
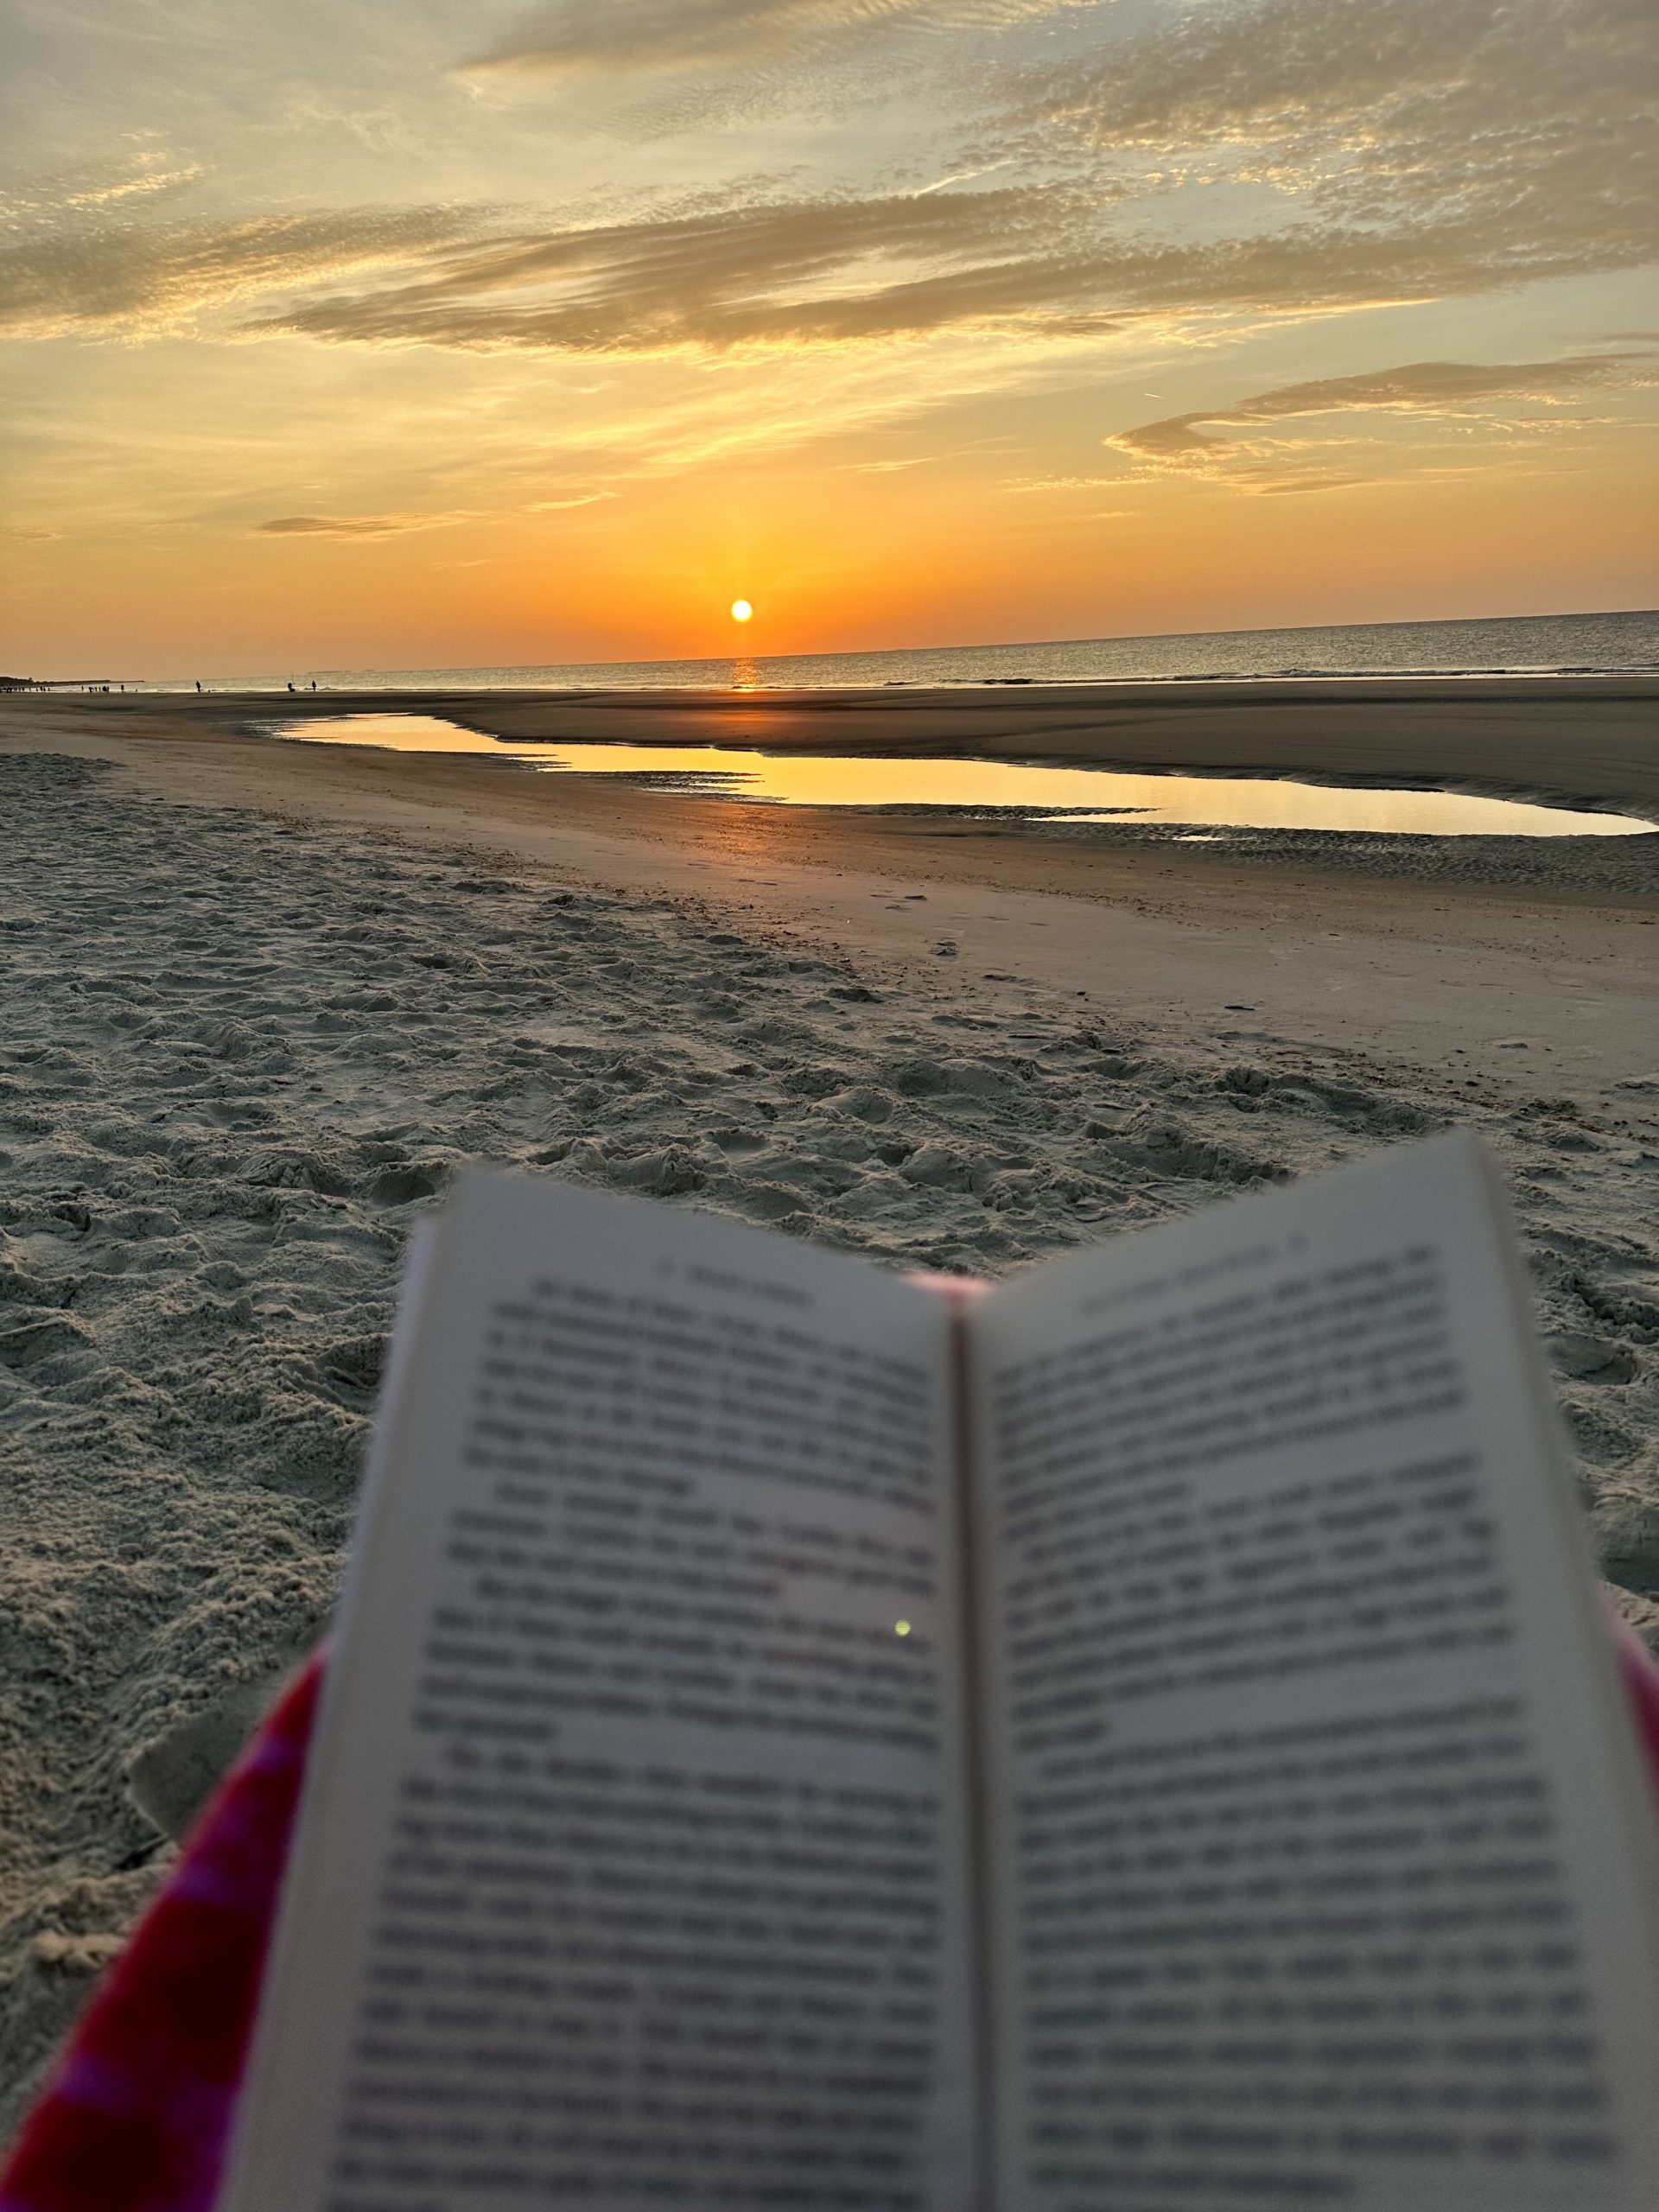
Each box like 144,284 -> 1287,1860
2,679 -> 1657,2128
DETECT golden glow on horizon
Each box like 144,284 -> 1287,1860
8,437 -> 1653,678
730,600 -> 753,623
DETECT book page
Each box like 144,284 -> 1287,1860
968,1133 -> 1659,2211
222,1175 -> 980,2212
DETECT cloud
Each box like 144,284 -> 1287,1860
60,165 -> 207,212
1,148 -> 207,228
1007,474 -> 1128,493
4,177 -> 1118,353
1016,0 -> 1658,299
253,512 -> 464,537
1109,354 -> 1654,487
461,0 -> 1056,79
0,206 -> 481,339
255,497 -> 609,531
232,0 -> 1659,365
243,184 -> 1129,352
238,173 -> 1656,359
10,0 -> 1653,364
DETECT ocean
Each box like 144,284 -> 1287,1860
166,607 -> 1658,695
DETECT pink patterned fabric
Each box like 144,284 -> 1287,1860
0,1657 -> 321,2212
1611,1610 -> 1659,1781
4,1613 -> 1658,2209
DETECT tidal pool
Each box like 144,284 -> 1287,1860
268,715 -> 1657,839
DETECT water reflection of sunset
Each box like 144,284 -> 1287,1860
270,718 -> 1656,839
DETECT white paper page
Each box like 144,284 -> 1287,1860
222,1174 -> 979,2212
968,1133 -> 1659,2212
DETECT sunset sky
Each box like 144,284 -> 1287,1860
3,0 -> 1656,678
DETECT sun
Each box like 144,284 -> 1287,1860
729,599 -> 753,623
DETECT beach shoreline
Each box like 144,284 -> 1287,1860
13,670 -> 1659,814
4,683 -> 1657,1096
5,680 -> 1659,899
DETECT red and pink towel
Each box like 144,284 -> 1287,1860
6,1619 -> 1659,2212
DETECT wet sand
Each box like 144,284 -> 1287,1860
16,668 -> 1659,798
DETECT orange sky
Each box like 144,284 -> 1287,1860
3,0 -> 1656,678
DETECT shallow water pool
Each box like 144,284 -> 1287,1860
267,715 -> 1657,839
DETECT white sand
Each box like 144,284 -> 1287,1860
2,738 -> 1657,2133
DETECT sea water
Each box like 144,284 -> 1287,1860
161,607 -> 1657,696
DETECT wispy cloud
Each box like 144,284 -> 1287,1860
60,164 -> 206,211
1,146 -> 207,227
0,207 -> 481,340
1007,473 -> 1128,493
1015,0 -> 1658,299
238,187 -> 1655,359
253,512 -> 466,537
10,0 -> 1653,365
243,184 -> 1122,352
1109,355 -> 1656,488
461,0 -> 1061,79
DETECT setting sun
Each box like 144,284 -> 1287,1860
730,600 -> 753,623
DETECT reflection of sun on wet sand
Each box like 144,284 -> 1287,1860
0,677 -> 1656,2132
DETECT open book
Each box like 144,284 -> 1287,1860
221,1133 -> 1659,2212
